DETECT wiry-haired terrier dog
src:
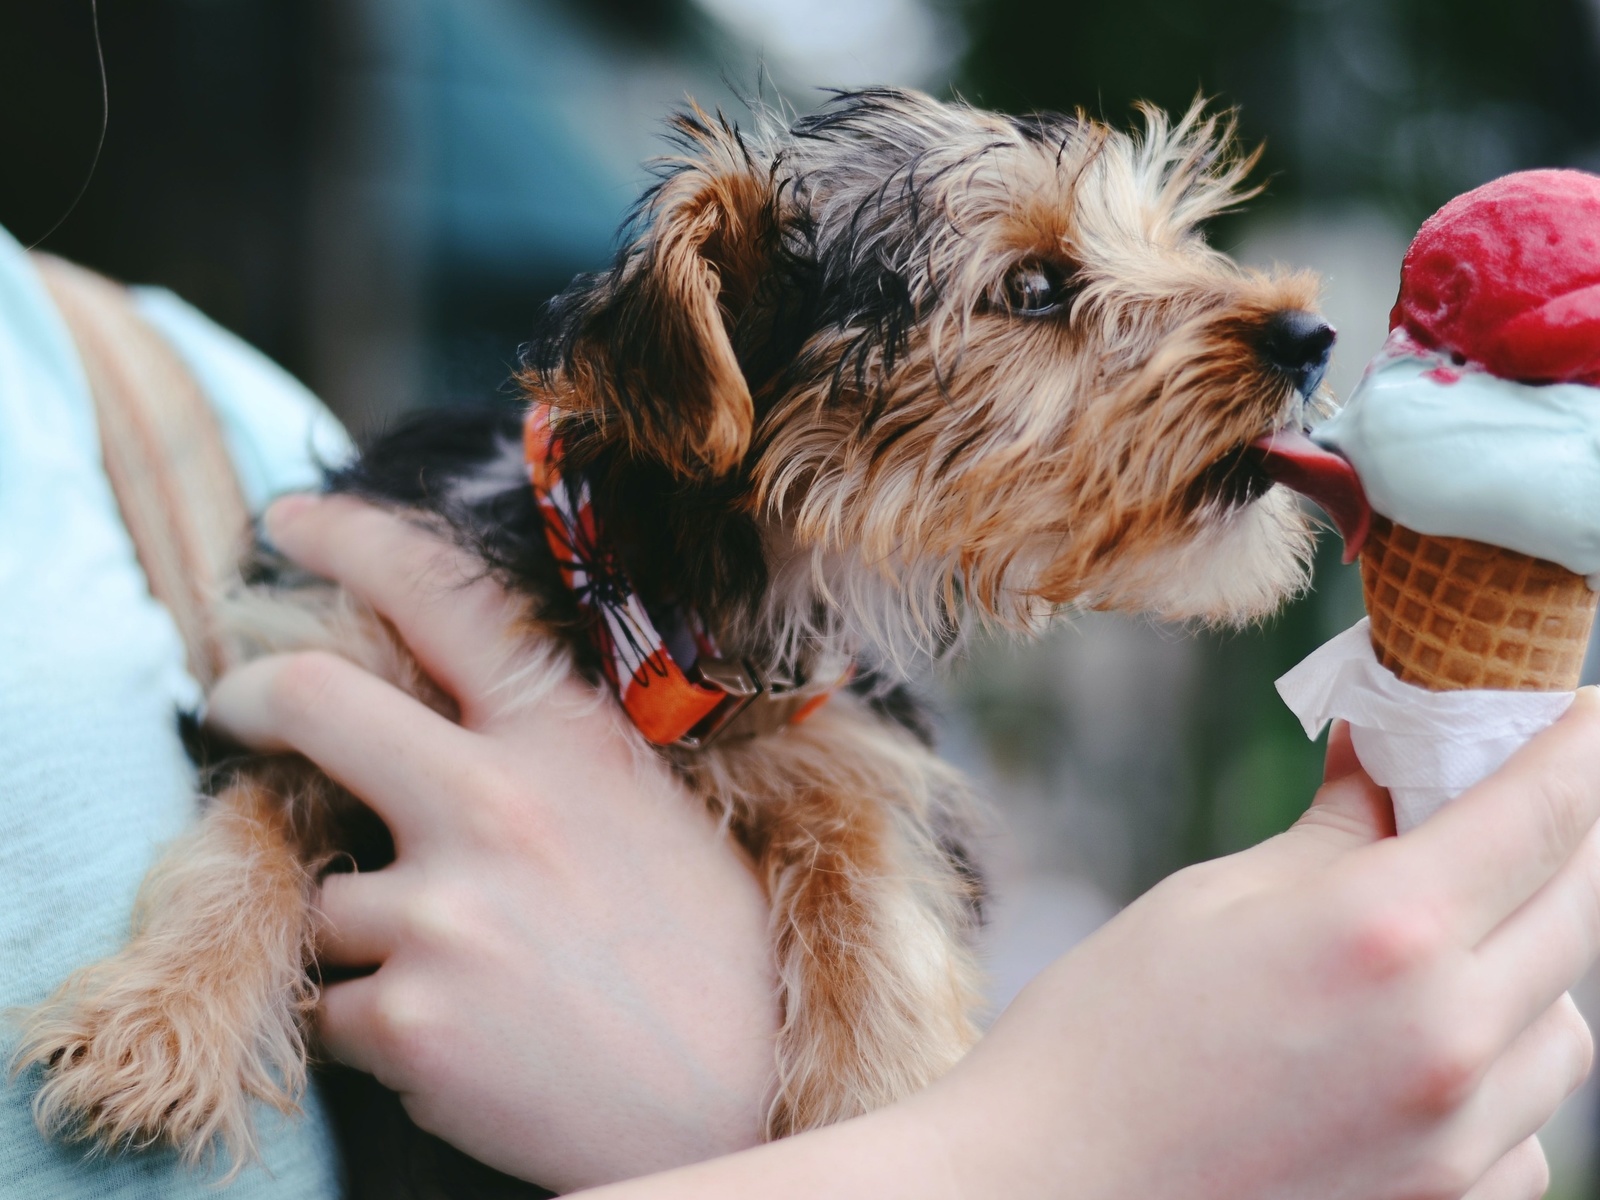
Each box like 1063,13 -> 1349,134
15,88 -> 1334,1180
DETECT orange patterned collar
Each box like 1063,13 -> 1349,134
523,405 -> 836,747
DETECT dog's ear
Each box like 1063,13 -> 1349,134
542,108 -> 776,479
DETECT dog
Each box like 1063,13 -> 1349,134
13,87 -> 1333,1182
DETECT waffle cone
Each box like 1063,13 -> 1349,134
1359,515 -> 1598,692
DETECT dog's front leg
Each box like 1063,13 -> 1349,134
11,763 -> 328,1174
732,717 -> 986,1138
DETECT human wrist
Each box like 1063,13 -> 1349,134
906,965 -> 1130,1200
565,1096 -> 960,1199
901,1062 -> 1053,1200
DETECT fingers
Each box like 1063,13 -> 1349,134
1459,1137 -> 1549,1200
1323,720 -> 1361,783
1292,722 -> 1395,848
207,650 -> 480,847
1475,821 -> 1600,1039
1465,995 -> 1592,1168
317,870 -> 405,969
316,871 -> 439,1085
319,971 -> 438,1097
1403,688 -> 1600,942
264,493 -> 525,709
317,974 -> 388,1081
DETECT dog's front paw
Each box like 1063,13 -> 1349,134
9,952 -> 306,1174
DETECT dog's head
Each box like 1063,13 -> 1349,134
525,89 -> 1332,659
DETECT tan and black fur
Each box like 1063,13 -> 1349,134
13,88 -> 1335,1187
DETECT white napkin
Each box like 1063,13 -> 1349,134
1275,620 -> 1574,831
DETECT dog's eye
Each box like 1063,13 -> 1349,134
1001,261 -> 1075,316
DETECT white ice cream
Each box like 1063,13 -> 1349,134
1314,332 -> 1600,581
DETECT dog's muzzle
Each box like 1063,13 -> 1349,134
1262,309 -> 1337,400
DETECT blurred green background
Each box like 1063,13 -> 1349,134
4,0 -> 1600,1189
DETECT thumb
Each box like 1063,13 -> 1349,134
1292,721 -> 1396,847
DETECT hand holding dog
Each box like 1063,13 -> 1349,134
214,496 -> 1599,1200
207,493 -> 780,1192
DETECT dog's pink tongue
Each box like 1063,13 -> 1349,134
1249,431 -> 1373,563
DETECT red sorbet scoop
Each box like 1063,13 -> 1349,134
1391,169 -> 1600,385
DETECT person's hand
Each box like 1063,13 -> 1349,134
572,708 -> 1600,1200
908,708 -> 1600,1200
206,493 -> 779,1192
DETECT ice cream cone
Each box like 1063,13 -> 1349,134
1360,515 -> 1597,692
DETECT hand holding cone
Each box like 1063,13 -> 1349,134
1270,169 -> 1600,829
1263,169 -> 1600,695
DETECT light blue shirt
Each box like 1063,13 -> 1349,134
0,225 -> 349,1196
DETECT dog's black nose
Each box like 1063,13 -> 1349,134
1262,309 -> 1336,397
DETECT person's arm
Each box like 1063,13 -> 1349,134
210,494 -> 1600,1199
570,712 -> 1600,1200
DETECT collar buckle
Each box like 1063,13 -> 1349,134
678,657 -> 805,748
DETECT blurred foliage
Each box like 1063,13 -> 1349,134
1181,538 -> 1359,865
950,536 -> 1365,890
957,0 -> 1600,227
561,0 -> 701,44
